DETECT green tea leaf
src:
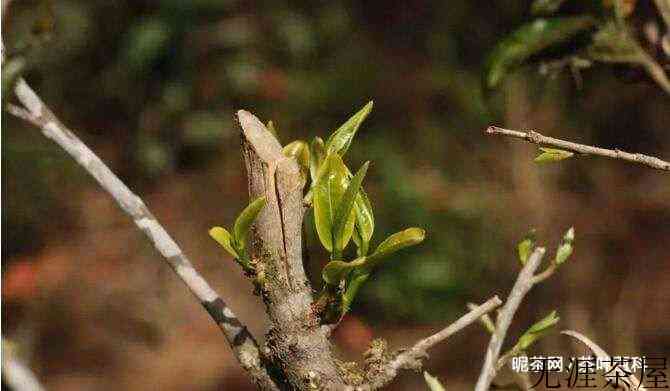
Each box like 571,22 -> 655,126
518,239 -> 533,265
283,140 -> 310,173
342,271 -> 370,312
531,0 -> 567,15
313,153 -> 351,252
322,257 -> 367,285
534,147 -> 574,163
353,189 -> 375,255
517,310 -> 560,350
424,372 -> 446,391
326,101 -> 373,156
517,229 -> 536,265
333,162 -> 370,255
563,226 -> 575,242
209,226 -> 240,259
555,243 -> 573,264
485,16 -> 596,88
233,196 -> 267,251
310,136 -> 326,183
367,228 -> 425,268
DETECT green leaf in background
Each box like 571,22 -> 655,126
325,101 -> 373,156
423,371 -> 446,391
283,140 -> 310,173
555,226 -> 575,265
517,310 -> 560,350
531,0 -> 567,15
485,16 -> 596,89
233,196 -> 267,251
367,227 -> 425,267
123,17 -> 174,73
322,257 -> 367,285
534,147 -> 574,163
517,229 -> 537,265
332,161 -> 370,255
588,22 -> 670,94
313,153 -> 351,253
209,226 -> 240,259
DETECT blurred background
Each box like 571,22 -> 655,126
2,0 -> 669,389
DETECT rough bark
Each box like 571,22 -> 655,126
238,110 -> 345,389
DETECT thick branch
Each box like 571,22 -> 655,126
362,295 -> 503,390
486,126 -> 670,171
239,110 -> 344,389
7,79 -> 279,390
474,247 -> 546,391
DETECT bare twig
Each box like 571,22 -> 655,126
474,247 -> 547,391
1,338 -> 45,391
362,295 -> 503,390
6,79 -> 280,390
486,126 -> 670,171
530,262 -> 557,285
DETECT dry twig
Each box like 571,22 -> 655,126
6,79 -> 280,390
486,126 -> 670,171
474,247 -> 547,391
362,295 -> 503,390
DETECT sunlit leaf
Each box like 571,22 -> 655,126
518,239 -> 533,265
313,153 -> 351,252
485,16 -> 596,88
517,229 -> 536,265
517,310 -> 560,350
322,257 -> 367,285
555,242 -> 573,265
353,189 -> 375,255
553,226 -> 575,265
283,140 -> 310,173
563,226 -> 575,242
233,196 -> 267,251
333,162 -> 370,255
367,228 -> 425,268
534,147 -> 574,163
326,101 -> 373,156
424,372 -> 446,391
209,226 -> 239,259
310,136 -> 326,183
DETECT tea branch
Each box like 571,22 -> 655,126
5,79 -> 280,390
474,247 -> 547,391
363,295 -> 503,390
486,126 -> 670,171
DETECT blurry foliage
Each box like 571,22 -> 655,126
2,0 -> 669,330
485,0 -> 670,93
